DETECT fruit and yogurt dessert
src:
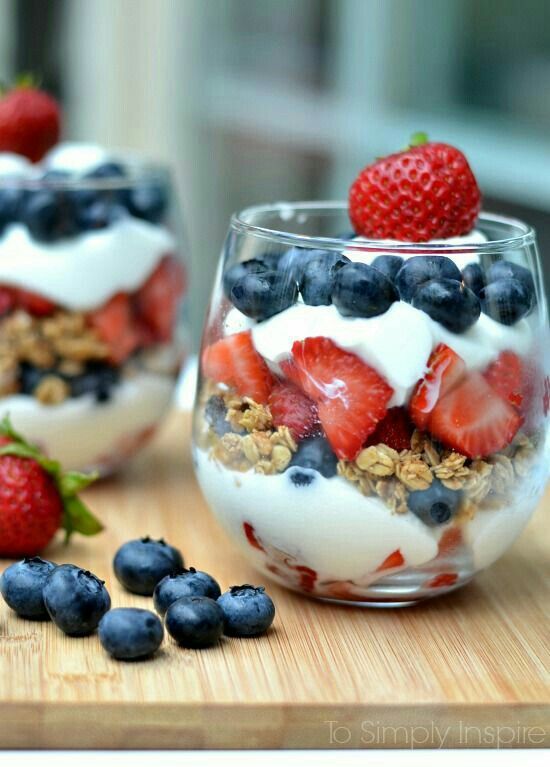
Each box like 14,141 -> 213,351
193,135 -> 549,604
0,82 -> 187,472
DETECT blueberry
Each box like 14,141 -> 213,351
408,480 -> 461,527
165,596 -> 224,648
412,278 -> 480,333
231,270 -> 298,320
217,584 -> 275,637
371,254 -> 404,282
462,263 -> 485,297
128,184 -> 167,224
98,608 -> 164,660
42,565 -> 111,636
0,188 -> 24,232
85,162 -> 126,179
479,279 -> 533,326
204,395 -> 232,436
299,251 -> 350,306
277,247 -> 314,283
395,256 -> 461,302
287,468 -> 316,487
288,436 -> 337,479
20,190 -> 77,242
76,199 -> 127,231
486,260 -> 535,304
222,259 -> 268,299
332,262 -> 397,318
41,169 -> 71,183
154,568 -> 221,617
69,363 -> 120,402
0,557 -> 56,619
113,537 -> 184,596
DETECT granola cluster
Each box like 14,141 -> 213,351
201,384 -> 540,523
0,309 -> 108,402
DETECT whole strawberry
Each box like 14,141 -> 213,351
0,77 -> 61,162
0,417 -> 102,558
349,133 -> 481,242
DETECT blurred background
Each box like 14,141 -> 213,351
0,0 -> 549,342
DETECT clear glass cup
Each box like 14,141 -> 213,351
193,202 -> 549,605
0,160 -> 188,473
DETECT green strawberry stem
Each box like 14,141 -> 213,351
0,415 -> 103,543
409,131 -> 429,148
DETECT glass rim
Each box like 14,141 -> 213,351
231,202 -> 536,254
0,159 -> 171,191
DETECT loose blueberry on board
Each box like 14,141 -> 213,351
98,607 -> 164,661
395,255 -> 461,302
113,537 -> 184,596
164,596 -> 224,648
486,260 -> 535,305
217,584 -> 275,638
231,270 -> 298,321
128,184 -> 167,224
479,279 -> 532,326
299,251 -> 350,306
153,568 -> 222,617
461,263 -> 485,297
288,436 -> 338,479
332,262 -> 398,318
371,254 -> 405,283
42,564 -> 111,636
204,395 -> 233,436
408,480 -> 461,527
412,278 -> 481,333
222,258 -> 268,299
0,557 -> 56,620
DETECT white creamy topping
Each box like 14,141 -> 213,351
251,301 -> 533,407
43,142 -> 114,176
0,152 -> 34,178
194,450 -> 439,581
0,219 -> 175,310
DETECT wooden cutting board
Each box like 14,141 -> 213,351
0,412 -> 548,750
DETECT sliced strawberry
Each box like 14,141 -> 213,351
268,382 -> 320,441
484,351 -> 525,409
0,287 -> 15,316
15,289 -> 56,317
409,343 -> 466,430
135,255 -> 186,342
437,526 -> 463,557
88,292 -> 140,364
288,337 -> 393,460
429,372 -> 522,458
376,549 -> 405,572
243,522 -> 265,552
366,407 -> 413,451
426,573 -> 458,589
202,330 -> 274,404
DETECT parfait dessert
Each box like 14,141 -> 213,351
193,136 -> 549,604
0,83 -> 186,472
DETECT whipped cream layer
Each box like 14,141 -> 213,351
43,142 -> 115,176
194,449 -> 439,581
249,301 -> 533,407
0,219 -> 175,310
345,229 -> 487,271
0,152 -> 34,178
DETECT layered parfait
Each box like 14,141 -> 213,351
0,84 -> 186,471
194,136 -> 549,603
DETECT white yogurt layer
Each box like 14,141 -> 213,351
43,142 -> 114,176
251,301 -> 533,407
0,152 -> 34,178
0,219 -> 175,310
345,229 -> 487,271
194,450 -> 439,582
1,372 -> 173,471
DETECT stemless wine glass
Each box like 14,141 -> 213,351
0,157 -> 188,473
193,202 -> 549,605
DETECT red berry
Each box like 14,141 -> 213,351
366,407 -> 413,451
135,255 -> 186,343
202,330 -> 274,404
286,337 -> 393,460
88,292 -> 140,364
429,372 -> 522,458
0,86 -> 61,163
349,140 -> 481,242
0,287 -> 15,316
484,351 -> 525,409
409,343 -> 466,430
376,549 -> 405,572
15,288 -> 56,317
268,381 -> 320,441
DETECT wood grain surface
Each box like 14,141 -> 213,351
0,412 -> 548,749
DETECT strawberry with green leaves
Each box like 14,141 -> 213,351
0,417 -> 102,558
